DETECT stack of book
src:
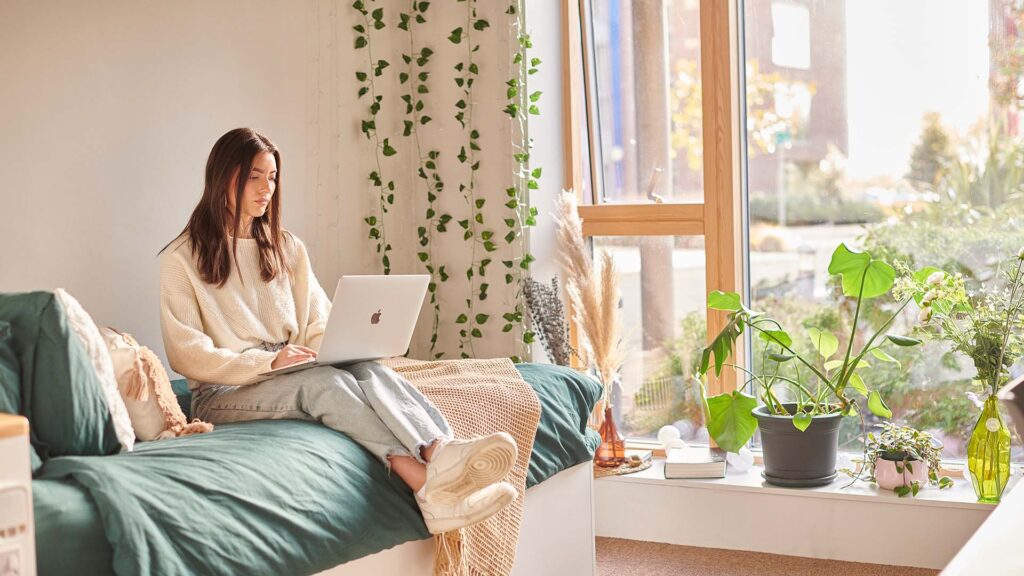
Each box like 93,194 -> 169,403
663,446 -> 727,479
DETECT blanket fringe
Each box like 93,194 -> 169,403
433,530 -> 466,576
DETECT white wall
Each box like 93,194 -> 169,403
0,0 -> 318,361
525,0 -> 568,363
0,0 -> 568,367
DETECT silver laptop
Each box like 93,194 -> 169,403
259,274 -> 429,377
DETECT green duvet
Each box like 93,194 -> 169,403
35,363 -> 601,576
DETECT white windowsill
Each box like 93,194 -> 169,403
594,457 -> 1017,568
598,457 -> 1017,511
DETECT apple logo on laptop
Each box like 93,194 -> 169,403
370,309 -> 382,325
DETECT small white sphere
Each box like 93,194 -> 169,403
657,425 -> 682,447
663,438 -> 687,452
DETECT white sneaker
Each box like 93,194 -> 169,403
422,432 -> 518,504
417,481 -> 517,534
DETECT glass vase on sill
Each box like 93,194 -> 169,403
595,403 -> 626,468
967,395 -> 1012,504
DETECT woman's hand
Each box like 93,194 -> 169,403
271,344 -> 318,370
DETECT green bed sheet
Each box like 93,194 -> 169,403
34,363 -> 601,576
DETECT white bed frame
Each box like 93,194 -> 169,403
317,461 -> 596,576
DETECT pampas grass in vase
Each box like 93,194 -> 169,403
553,190 -> 627,451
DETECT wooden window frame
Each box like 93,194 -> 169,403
563,0 -> 745,396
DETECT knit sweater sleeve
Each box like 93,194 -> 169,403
293,237 -> 332,352
159,252 -> 277,386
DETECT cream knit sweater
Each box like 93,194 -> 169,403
159,233 -> 330,388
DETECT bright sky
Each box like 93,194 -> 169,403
844,0 -> 990,179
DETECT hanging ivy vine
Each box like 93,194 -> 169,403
353,0 -> 396,275
451,0 -> 494,358
400,0 -> 451,359
502,0 -> 541,362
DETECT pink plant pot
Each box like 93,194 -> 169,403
874,457 -> 929,491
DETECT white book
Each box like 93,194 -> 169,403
664,446 -> 727,479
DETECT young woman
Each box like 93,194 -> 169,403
159,127 -> 517,534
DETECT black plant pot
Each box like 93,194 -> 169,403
753,403 -> 844,487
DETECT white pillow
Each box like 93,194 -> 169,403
53,289 -> 135,452
101,327 -> 175,440
99,326 -> 213,441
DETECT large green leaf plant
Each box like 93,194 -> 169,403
698,243 -> 924,452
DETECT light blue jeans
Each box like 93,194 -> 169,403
191,361 -> 453,466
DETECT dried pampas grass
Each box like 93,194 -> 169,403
554,190 -> 626,403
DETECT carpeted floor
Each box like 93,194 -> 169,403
596,537 -> 939,576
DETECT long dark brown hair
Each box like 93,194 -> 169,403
162,128 -> 288,287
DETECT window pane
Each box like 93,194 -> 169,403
588,0 -> 703,204
591,236 -> 707,441
743,0 -> 1024,462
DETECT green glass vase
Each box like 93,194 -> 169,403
967,395 -> 1012,504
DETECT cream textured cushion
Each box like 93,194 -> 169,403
100,327 -> 213,441
53,288 -> 136,452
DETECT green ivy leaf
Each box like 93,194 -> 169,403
473,19 -> 490,31
455,314 -> 468,324
448,27 -> 463,44
382,139 -> 397,157
475,313 -> 489,324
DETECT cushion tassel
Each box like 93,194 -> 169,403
124,349 -> 150,402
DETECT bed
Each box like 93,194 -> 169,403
29,362 -> 601,576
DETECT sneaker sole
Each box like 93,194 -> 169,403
424,486 -> 516,534
426,434 -> 518,504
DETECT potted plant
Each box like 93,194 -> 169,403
900,253 -> 1024,502
698,243 -> 924,487
860,423 -> 954,497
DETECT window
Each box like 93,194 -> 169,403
573,0 -> 1024,461
745,0 -> 1024,462
572,0 -> 740,440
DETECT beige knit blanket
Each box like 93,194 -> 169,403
381,357 -> 542,576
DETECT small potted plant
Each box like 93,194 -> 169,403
861,423 -> 954,497
699,243 -> 926,487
